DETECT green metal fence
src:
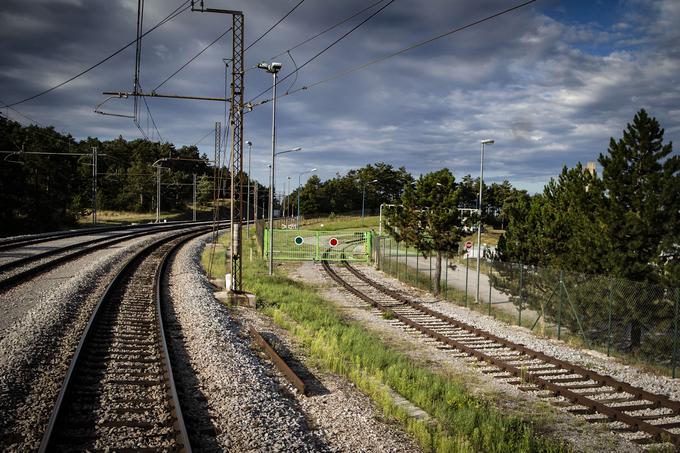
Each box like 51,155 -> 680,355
264,229 -> 372,262
376,234 -> 680,377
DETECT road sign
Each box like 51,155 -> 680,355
465,241 -> 473,250
294,236 -> 304,246
329,237 -> 339,247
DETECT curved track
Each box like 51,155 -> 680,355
323,258 -> 680,447
38,229 -> 203,452
0,221 -> 223,292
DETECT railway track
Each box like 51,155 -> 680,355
322,258 -> 680,447
0,221 -> 224,292
38,229 -> 202,452
0,220 -> 195,252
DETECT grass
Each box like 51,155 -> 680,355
201,238 -> 568,452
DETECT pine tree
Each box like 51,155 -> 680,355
599,109 -> 678,349
386,169 -> 462,295
599,109 -> 677,282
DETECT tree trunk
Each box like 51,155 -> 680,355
434,250 -> 443,296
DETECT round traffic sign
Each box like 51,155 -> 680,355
329,237 -> 339,247
294,236 -> 304,246
465,241 -> 473,250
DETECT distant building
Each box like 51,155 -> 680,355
585,161 -> 597,176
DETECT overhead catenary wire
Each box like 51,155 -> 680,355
140,87 -> 164,142
245,0 -> 306,51
4,0 -> 191,107
247,0 -> 397,105
268,0 -> 389,61
153,27 -> 233,92
253,0 -> 537,108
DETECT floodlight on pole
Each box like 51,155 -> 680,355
476,139 -> 494,304
258,61 -> 283,276
297,168 -> 317,228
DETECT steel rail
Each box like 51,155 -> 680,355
38,227 -> 207,452
322,259 -> 680,446
0,221 -> 227,292
0,220 -> 196,252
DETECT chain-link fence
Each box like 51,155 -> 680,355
374,235 -> 680,377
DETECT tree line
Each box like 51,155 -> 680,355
385,109 -> 678,353
0,116 -> 213,235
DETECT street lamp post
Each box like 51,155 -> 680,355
297,168 -> 317,229
246,140 -> 252,237
258,61 -> 283,276
362,179 -> 379,225
286,176 -> 291,224
476,139 -> 494,303
152,157 -> 169,223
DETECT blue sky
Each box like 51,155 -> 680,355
1,0 -> 678,194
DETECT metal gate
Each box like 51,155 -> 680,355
264,229 -> 372,262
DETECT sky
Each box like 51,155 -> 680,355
1,0 -> 678,193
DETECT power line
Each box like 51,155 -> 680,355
153,27 -> 232,92
248,0 -> 396,104
140,88 -> 163,142
245,0 -> 306,51
193,128 -> 215,146
254,0 -> 537,108
268,0 -> 388,61
4,0 -> 191,107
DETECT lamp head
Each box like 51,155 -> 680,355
290,147 -> 302,151
481,139 -> 495,145
257,61 -> 282,73
311,168 -> 317,172
246,140 -> 252,146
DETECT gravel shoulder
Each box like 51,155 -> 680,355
171,235 -> 423,452
287,260 -> 649,453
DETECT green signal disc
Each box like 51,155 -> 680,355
294,236 -> 304,246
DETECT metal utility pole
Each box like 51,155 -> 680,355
253,183 -> 258,225
246,140 -> 252,237
156,164 -> 161,223
91,147 -> 98,225
210,121 -> 222,249
192,173 -> 197,222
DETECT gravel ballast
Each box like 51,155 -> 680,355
0,234 -> 167,451
167,235 -> 323,451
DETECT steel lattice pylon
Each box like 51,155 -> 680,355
229,13 -> 245,292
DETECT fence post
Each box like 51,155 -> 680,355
558,270 -> 564,340
405,245 -> 409,283
607,277 -> 613,357
518,263 -> 524,326
464,254 -> 469,308
315,231 -> 320,261
396,241 -> 400,279
263,228 -> 268,259
429,252 -> 433,292
444,254 -> 449,300
488,263 -> 492,315
388,238 -> 392,274
416,249 -> 420,287
674,288 -> 679,379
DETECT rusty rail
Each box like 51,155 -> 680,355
322,259 -> 680,447
250,326 -> 306,396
